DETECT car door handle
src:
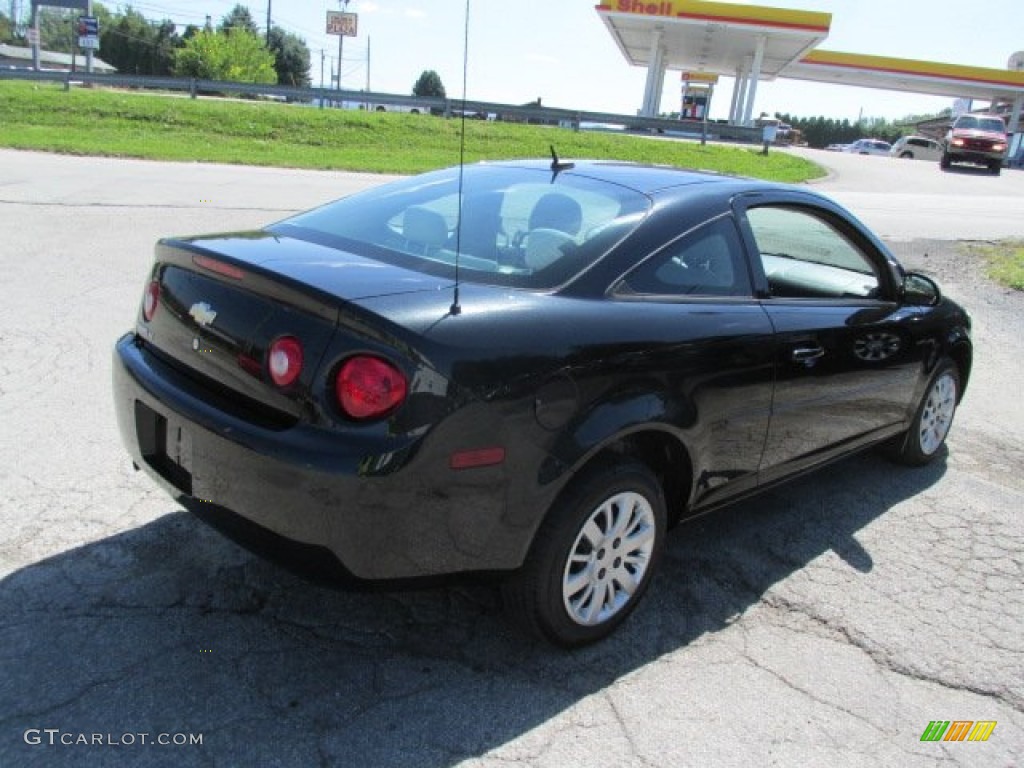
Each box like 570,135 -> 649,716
791,346 -> 825,362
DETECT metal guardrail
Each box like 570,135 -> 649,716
0,68 -> 764,144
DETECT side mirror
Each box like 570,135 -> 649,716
902,272 -> 942,306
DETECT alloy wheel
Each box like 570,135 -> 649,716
918,371 -> 957,455
562,491 -> 656,626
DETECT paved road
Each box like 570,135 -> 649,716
0,149 -> 1021,767
788,146 -> 1024,240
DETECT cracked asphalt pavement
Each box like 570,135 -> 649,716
1,149 -> 1021,767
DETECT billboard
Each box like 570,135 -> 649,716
326,11 -> 358,37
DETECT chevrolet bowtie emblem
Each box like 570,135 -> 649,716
189,302 -> 218,327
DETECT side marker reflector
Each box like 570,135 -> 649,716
450,447 -> 506,470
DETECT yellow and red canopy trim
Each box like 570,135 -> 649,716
595,1 -> 831,34
801,50 -> 1024,89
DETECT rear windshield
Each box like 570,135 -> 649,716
270,164 -> 650,289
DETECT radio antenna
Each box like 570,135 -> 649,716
450,0 -> 471,317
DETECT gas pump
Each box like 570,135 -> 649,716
680,72 -> 718,120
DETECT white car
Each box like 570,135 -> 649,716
890,136 -> 943,161
843,139 -> 892,156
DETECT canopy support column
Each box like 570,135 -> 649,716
729,67 -> 744,124
741,36 -> 766,126
1008,93 -> 1023,137
640,27 -> 666,117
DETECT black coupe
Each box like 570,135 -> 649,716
113,159 -> 972,646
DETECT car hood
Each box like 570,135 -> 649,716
951,128 -> 1006,140
166,230 -> 454,303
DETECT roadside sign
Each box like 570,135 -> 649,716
326,11 -> 357,37
77,16 -> 98,35
77,15 -> 100,50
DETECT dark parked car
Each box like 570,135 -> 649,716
113,160 -> 972,647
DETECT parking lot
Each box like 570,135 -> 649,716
0,148 -> 1021,767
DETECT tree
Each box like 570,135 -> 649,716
0,12 -> 11,42
267,26 -> 310,87
173,28 -> 276,84
0,12 -> 14,44
99,8 -> 179,76
413,70 -> 446,99
35,7 -> 74,52
220,4 -> 259,37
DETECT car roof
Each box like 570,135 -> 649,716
483,158 -> 773,196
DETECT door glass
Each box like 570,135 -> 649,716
746,206 -> 880,299
620,216 -> 751,297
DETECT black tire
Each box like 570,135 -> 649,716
886,359 -> 960,466
939,152 -> 951,169
990,161 -> 1002,175
900,151 -> 914,159
502,460 -> 667,648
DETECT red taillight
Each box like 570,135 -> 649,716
142,280 -> 160,322
267,336 -> 303,388
336,356 -> 408,420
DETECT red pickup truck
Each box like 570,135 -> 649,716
941,114 -> 1009,175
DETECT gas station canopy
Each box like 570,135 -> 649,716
788,50 -> 1024,103
595,0 -> 1024,130
598,1 -> 830,77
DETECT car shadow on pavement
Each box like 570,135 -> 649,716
1,450 -> 945,767
939,165 -> 1002,176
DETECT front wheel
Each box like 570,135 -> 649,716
900,151 -> 914,159
989,160 -> 1002,175
939,152 -> 951,169
887,359 -> 960,466
502,460 -> 666,647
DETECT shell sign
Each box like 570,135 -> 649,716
600,1 -> 679,15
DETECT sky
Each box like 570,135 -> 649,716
38,0 -> 1024,122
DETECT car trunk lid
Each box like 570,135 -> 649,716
138,233 -> 450,422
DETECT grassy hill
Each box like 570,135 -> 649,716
0,80 -> 823,181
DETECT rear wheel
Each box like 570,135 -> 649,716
887,359 -> 960,466
900,151 -> 914,159
502,460 -> 666,647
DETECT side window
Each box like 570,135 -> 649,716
620,216 -> 751,297
745,206 -> 881,300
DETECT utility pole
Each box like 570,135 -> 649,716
265,0 -> 271,46
86,0 -> 93,74
337,0 -> 349,94
364,37 -> 370,111
30,2 -> 39,70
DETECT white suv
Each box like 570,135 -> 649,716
891,136 -> 943,161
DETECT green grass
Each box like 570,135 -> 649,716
0,80 -> 823,181
962,240 -> 1024,290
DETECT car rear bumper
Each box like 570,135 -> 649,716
112,333 -> 518,579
